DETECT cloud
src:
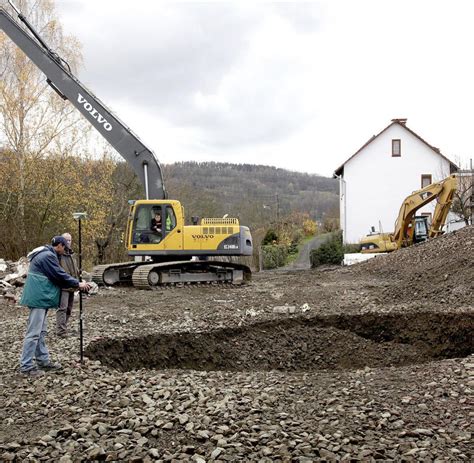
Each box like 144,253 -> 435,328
56,2 -> 324,149
52,0 -> 474,176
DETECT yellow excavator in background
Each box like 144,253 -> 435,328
360,175 -> 458,253
1,2 -> 253,288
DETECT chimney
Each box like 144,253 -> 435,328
391,118 -> 407,125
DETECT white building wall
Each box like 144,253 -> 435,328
342,124 -> 451,244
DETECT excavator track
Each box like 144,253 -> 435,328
93,260 -> 251,289
92,261 -> 142,286
133,260 -> 250,289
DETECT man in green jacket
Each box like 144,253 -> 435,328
19,236 -> 90,377
56,232 -> 80,337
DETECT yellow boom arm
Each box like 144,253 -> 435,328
392,175 -> 457,247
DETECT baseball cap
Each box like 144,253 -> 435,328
51,236 -> 68,247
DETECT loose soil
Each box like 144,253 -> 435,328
0,226 -> 473,461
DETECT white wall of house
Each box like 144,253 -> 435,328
341,124 -> 452,244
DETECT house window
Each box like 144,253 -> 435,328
392,139 -> 401,157
421,174 -> 432,189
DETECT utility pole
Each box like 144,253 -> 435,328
274,193 -> 281,237
275,193 -> 280,226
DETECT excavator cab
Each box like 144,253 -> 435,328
413,216 -> 429,243
131,205 -> 161,244
130,203 -> 177,245
405,216 -> 429,245
126,200 -> 182,253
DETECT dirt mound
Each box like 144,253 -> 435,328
349,226 -> 474,305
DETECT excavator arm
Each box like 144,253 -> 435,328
428,176 -> 457,238
0,2 -> 166,200
392,175 -> 457,246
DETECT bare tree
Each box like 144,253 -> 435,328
437,158 -> 473,227
451,169 -> 473,226
0,0 -> 90,256
94,158 -> 143,264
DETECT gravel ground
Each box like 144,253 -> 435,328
0,226 -> 473,462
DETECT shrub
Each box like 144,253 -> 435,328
261,245 -> 288,269
262,229 -> 278,245
310,231 -> 343,267
288,239 -> 299,255
343,242 -> 362,254
321,217 -> 340,233
303,218 -> 317,236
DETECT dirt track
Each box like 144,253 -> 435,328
0,227 -> 473,461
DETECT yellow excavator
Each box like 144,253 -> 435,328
360,175 -> 458,253
1,2 -> 253,288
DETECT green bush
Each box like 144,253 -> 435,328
310,232 -> 343,267
262,229 -> 278,245
288,238 -> 299,255
343,242 -> 362,253
262,244 -> 288,269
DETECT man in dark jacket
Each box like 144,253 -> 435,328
56,232 -> 80,337
19,236 -> 90,377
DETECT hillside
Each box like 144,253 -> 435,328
0,156 -> 338,263
163,162 -> 339,228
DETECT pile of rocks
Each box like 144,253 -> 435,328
349,225 -> 474,307
0,352 -> 472,461
0,258 -> 98,304
0,258 -> 28,303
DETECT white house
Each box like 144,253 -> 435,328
334,118 -> 458,244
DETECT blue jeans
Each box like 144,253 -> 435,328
20,308 -> 51,372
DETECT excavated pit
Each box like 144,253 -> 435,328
85,312 -> 473,372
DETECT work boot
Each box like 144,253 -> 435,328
38,362 -> 63,371
20,368 -> 45,377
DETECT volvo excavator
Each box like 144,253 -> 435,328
0,2 -> 253,288
360,174 -> 458,253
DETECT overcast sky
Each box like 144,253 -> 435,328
51,0 -> 474,177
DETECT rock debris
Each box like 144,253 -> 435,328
0,226 -> 472,461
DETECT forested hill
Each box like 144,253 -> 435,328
163,162 -> 339,228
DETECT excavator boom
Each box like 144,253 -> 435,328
428,176 -> 457,237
